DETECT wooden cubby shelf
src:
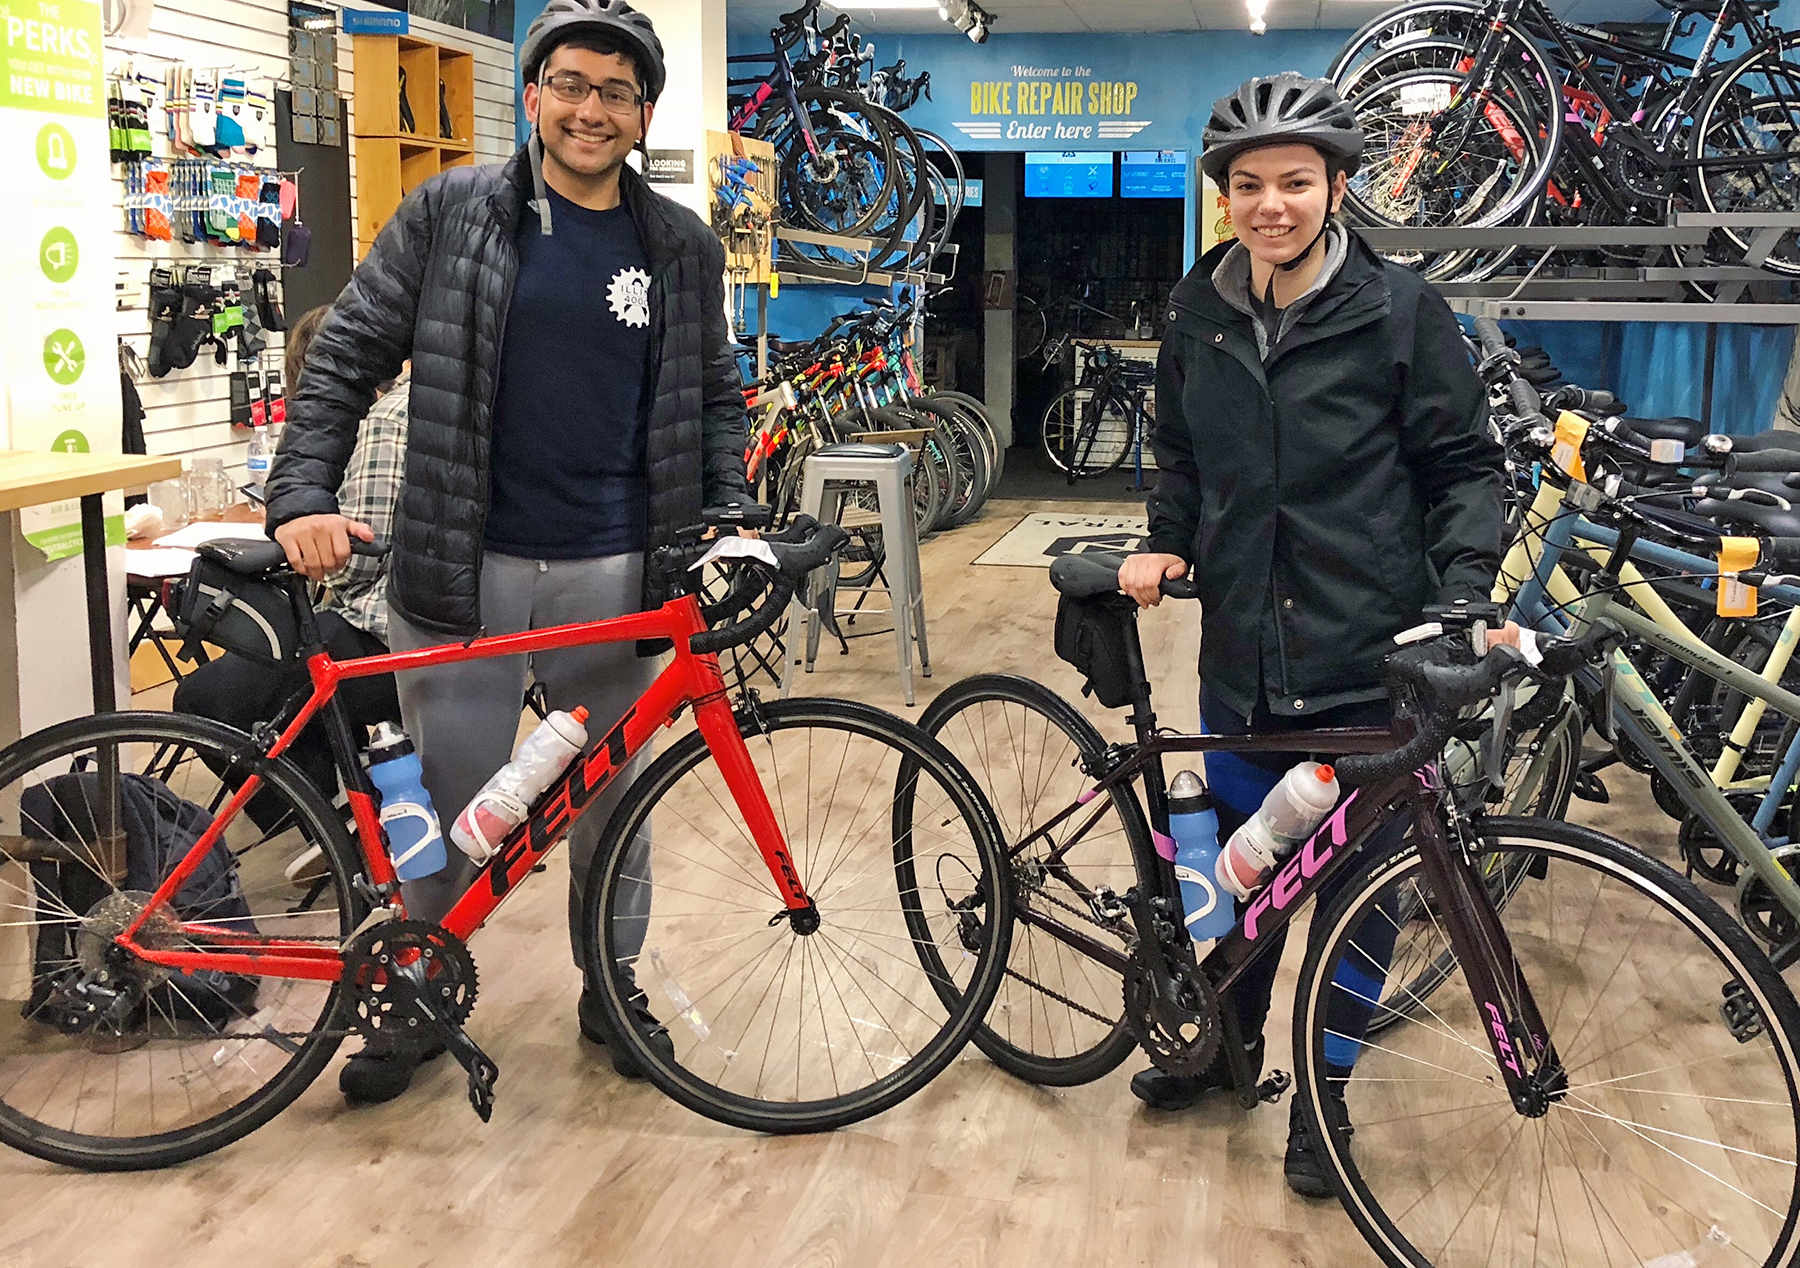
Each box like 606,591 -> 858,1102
352,33 -> 477,257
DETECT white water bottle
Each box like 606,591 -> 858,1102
1216,761 -> 1341,901
450,706 -> 590,862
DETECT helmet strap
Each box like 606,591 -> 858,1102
529,64 -> 555,236
1277,215 -> 1330,274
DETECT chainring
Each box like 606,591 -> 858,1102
1736,846 -> 1800,948
1680,812 -> 1743,887
343,920 -> 479,1053
1122,960 -> 1222,1078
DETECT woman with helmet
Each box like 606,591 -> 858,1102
267,0 -> 754,1104
1117,72 -> 1510,1196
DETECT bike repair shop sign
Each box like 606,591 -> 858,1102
828,30 -> 1345,154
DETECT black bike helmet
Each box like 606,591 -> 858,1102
520,0 -> 666,103
1199,72 -> 1362,183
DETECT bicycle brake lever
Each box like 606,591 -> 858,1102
1483,677 -> 1517,792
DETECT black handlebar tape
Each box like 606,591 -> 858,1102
349,536 -> 390,558
1335,710 -> 1454,787
691,574 -> 795,656
1473,317 -> 1508,360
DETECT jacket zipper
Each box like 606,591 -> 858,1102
469,230 -> 520,628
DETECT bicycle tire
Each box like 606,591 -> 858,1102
755,89 -> 898,240
1693,30 -> 1800,277
0,711 -> 366,1171
923,392 -> 1005,491
579,698 -> 1012,1134
1015,296 -> 1048,363
1296,815 -> 1800,1266
905,675 -> 1160,1086
1041,386 -> 1132,477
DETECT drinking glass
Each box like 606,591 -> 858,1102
186,459 -> 231,520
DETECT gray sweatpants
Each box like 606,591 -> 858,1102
387,551 -> 658,984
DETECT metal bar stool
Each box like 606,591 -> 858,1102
780,442 -> 931,705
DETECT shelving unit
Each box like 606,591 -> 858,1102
352,33 -> 476,258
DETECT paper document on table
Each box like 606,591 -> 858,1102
154,522 -> 269,549
125,548 -> 199,578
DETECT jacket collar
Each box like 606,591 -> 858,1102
491,146 -> 683,270
1211,222 -> 1349,358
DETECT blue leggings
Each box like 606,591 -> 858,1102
1201,690 -> 1400,1082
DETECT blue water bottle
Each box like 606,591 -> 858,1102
1169,770 -> 1233,947
367,722 -> 447,881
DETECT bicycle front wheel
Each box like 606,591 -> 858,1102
1296,815 -> 1800,1266
580,698 -> 1011,1134
1041,387 -> 1132,477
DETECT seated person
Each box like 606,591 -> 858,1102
173,307 -> 408,835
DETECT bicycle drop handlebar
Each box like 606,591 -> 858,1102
1334,621 -> 1624,786
687,515 -> 849,656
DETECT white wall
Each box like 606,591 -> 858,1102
631,0 -> 726,222
104,2 -> 516,483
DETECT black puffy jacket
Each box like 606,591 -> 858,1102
265,151 -> 750,636
1148,230 -> 1506,720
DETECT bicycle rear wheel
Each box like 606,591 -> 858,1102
580,698 -> 1011,1134
1694,32 -> 1800,276
908,675 -> 1159,1086
1296,815 -> 1800,1266
0,712 -> 365,1170
1041,387 -> 1132,477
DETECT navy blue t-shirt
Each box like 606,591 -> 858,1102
485,186 -> 652,558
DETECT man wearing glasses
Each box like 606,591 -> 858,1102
265,0 -> 752,1104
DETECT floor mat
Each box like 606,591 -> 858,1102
972,510 -> 1150,568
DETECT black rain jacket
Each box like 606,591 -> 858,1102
1148,230 -> 1506,718
265,151 -> 750,636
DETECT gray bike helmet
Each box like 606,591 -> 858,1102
1200,72 -> 1362,183
521,0 -> 666,102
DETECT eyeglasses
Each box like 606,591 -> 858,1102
544,72 -> 644,114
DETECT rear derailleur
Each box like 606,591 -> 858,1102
343,920 -> 497,1121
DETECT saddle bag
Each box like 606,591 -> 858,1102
166,540 -> 299,666
1053,591 -> 1144,709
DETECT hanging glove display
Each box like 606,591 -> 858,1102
164,274 -> 220,371
252,267 -> 284,331
146,268 -> 183,379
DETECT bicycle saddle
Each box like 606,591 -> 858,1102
1692,496 -> 1800,540
197,538 -> 289,575
1619,415 -> 1707,446
1050,552 -> 1134,600
1729,430 -> 1800,454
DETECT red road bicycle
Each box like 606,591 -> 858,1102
0,511 -> 1011,1170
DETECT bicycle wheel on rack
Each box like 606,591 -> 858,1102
754,90 -> 898,241
1042,386 -> 1132,477
580,698 -> 1012,1134
1345,67 -> 1557,232
1296,815 -> 1800,1266
1693,31 -> 1800,277
0,711 -> 366,1170
906,675 -> 1159,1086
927,391 -> 1006,489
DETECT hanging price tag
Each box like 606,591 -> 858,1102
1718,536 -> 1760,618
1551,411 -> 1590,482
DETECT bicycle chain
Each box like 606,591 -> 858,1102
1001,966 -> 1118,1027
1000,864 -> 1136,1029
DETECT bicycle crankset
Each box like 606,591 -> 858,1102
343,920 -> 498,1121
1736,847 -> 1800,949
1118,889 -> 1221,1077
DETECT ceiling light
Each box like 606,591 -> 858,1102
1246,0 -> 1268,34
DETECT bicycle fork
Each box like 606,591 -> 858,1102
1410,777 -> 1567,1117
691,693 -> 818,928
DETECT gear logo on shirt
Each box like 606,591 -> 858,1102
608,266 -> 651,329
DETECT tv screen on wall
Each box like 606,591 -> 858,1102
1121,150 -> 1188,199
1024,151 -> 1114,199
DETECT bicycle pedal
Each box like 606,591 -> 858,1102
441,1024 -> 499,1123
1257,1070 -> 1293,1104
1571,771 -> 1610,804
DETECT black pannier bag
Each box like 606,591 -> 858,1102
1053,591 -> 1145,709
166,539 -> 299,666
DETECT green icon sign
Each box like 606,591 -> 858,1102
51,430 -> 90,454
39,228 -> 78,283
43,330 -> 85,385
35,124 -> 75,180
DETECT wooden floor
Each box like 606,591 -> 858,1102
0,498 -> 1751,1268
